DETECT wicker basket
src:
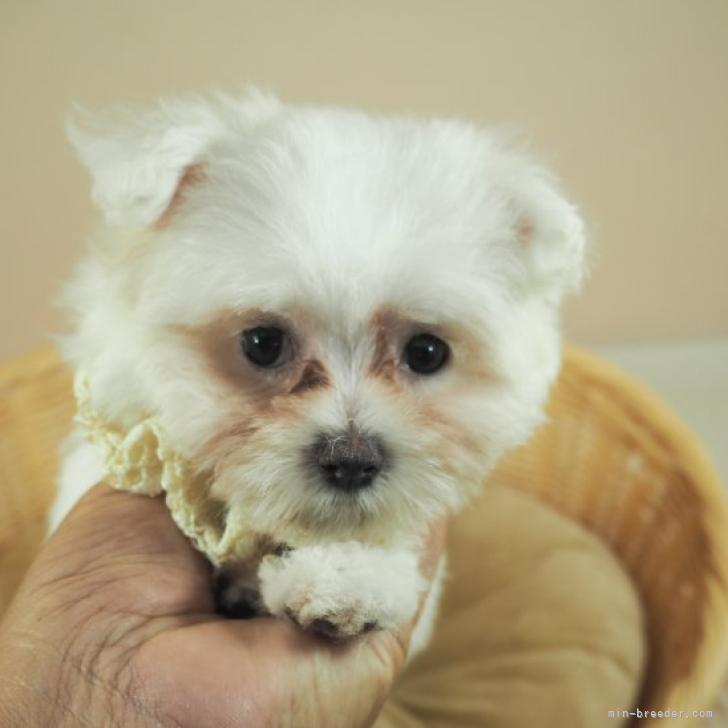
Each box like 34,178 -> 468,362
491,348 -> 728,718
1,345 -> 727,724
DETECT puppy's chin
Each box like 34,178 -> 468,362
210,456 -> 466,547
293,488 -> 384,531
261,493 -> 433,545
216,476 -> 404,542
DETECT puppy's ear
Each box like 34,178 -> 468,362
503,156 -> 587,302
67,90 -> 279,229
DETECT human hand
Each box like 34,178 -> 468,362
0,484 -> 445,728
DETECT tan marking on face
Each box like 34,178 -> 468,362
416,400 -> 484,459
368,307 -> 496,389
369,308 -> 493,477
155,163 -> 207,229
368,309 -> 406,387
204,416 -> 261,462
370,327 -> 398,383
289,359 -> 330,395
172,311 -> 329,474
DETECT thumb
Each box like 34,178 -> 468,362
133,608 -> 408,728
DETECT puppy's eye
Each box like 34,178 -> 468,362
241,327 -> 291,368
403,334 -> 450,375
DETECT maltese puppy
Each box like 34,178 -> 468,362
49,90 -> 586,655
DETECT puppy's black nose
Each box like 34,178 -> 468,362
313,431 -> 385,492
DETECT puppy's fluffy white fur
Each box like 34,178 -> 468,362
51,90 -> 586,652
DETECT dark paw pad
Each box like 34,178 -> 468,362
309,617 -> 342,640
213,572 -> 261,619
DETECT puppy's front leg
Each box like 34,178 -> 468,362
258,542 -> 427,640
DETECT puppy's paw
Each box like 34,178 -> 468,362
258,542 -> 426,640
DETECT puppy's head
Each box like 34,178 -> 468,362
65,91 -> 586,541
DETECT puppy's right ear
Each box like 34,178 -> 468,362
67,90 -> 279,229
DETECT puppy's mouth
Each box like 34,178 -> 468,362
295,485 -> 386,531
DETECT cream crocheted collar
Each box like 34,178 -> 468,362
74,373 -> 249,565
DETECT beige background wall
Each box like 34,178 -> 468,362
1,0 -> 727,361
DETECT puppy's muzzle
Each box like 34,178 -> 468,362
312,431 -> 385,492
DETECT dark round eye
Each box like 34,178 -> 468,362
403,334 -> 450,375
241,327 -> 290,368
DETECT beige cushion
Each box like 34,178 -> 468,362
377,481 -> 644,727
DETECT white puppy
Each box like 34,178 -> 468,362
50,90 -> 586,655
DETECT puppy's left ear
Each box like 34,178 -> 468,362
504,158 -> 588,303
66,90 -> 280,229
67,99 -> 223,229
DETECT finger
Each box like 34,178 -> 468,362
48,483 -> 202,565
136,615 -> 405,728
27,484 -> 213,616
